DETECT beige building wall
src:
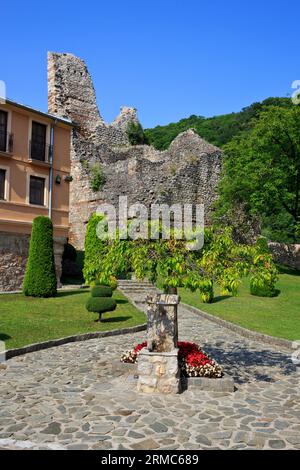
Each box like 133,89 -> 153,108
0,102 -> 72,238
0,100 -> 72,291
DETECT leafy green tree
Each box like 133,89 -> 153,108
23,216 -> 57,297
89,222 -> 277,343
83,214 -> 108,284
215,106 -> 300,243
92,222 -> 277,300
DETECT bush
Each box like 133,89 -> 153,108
91,286 -> 113,297
98,275 -> 118,290
255,236 -> 270,254
86,297 -> 117,321
108,276 -> 118,291
83,214 -> 108,284
90,163 -> 106,192
86,297 -> 116,313
250,282 -> 277,297
126,121 -> 149,145
91,276 -> 118,290
198,278 -> 214,303
23,216 -> 57,298
250,253 -> 278,297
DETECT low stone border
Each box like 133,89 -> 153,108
182,374 -> 234,392
0,286 -> 86,296
4,324 -> 147,361
183,303 -> 294,351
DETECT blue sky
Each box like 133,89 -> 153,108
0,0 -> 299,127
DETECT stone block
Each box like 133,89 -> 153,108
137,348 -> 180,394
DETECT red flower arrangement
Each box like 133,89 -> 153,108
121,341 -> 223,378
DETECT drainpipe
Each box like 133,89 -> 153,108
48,121 -> 56,219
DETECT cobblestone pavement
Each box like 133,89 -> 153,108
0,298 -> 299,450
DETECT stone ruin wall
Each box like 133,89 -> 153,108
268,242 -> 300,271
48,52 -> 223,250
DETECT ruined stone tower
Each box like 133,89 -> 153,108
48,52 -> 222,249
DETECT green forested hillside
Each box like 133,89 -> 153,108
145,97 -> 292,150
145,96 -> 299,244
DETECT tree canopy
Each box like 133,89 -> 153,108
145,97 -> 292,150
215,105 -> 300,243
83,220 -> 278,302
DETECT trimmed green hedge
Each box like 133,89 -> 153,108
91,286 -> 113,298
86,297 -> 117,321
23,216 -> 57,298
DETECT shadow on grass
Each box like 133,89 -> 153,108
277,265 -> 300,276
0,333 -> 11,342
57,290 -> 88,298
211,295 -> 232,303
115,299 -> 129,305
100,316 -> 131,323
251,288 -> 281,298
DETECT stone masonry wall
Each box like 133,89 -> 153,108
48,52 -> 138,147
0,232 -> 66,292
0,233 -> 29,292
48,52 -> 222,249
269,242 -> 300,271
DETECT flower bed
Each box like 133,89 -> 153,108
121,341 -> 223,378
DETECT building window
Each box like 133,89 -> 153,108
29,176 -> 45,206
30,121 -> 47,161
0,110 -> 8,152
0,169 -> 6,200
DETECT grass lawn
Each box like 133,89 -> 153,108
0,289 -> 146,349
179,269 -> 300,341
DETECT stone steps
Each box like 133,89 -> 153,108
117,279 -> 162,313
118,284 -> 157,289
118,281 -> 153,288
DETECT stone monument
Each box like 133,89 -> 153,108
137,294 -> 181,394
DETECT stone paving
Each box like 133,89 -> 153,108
0,289 -> 299,450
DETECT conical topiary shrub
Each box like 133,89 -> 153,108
86,285 -> 116,322
23,216 -> 57,298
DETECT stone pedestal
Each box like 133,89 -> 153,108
137,294 -> 181,394
137,348 -> 181,394
146,294 -> 180,352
